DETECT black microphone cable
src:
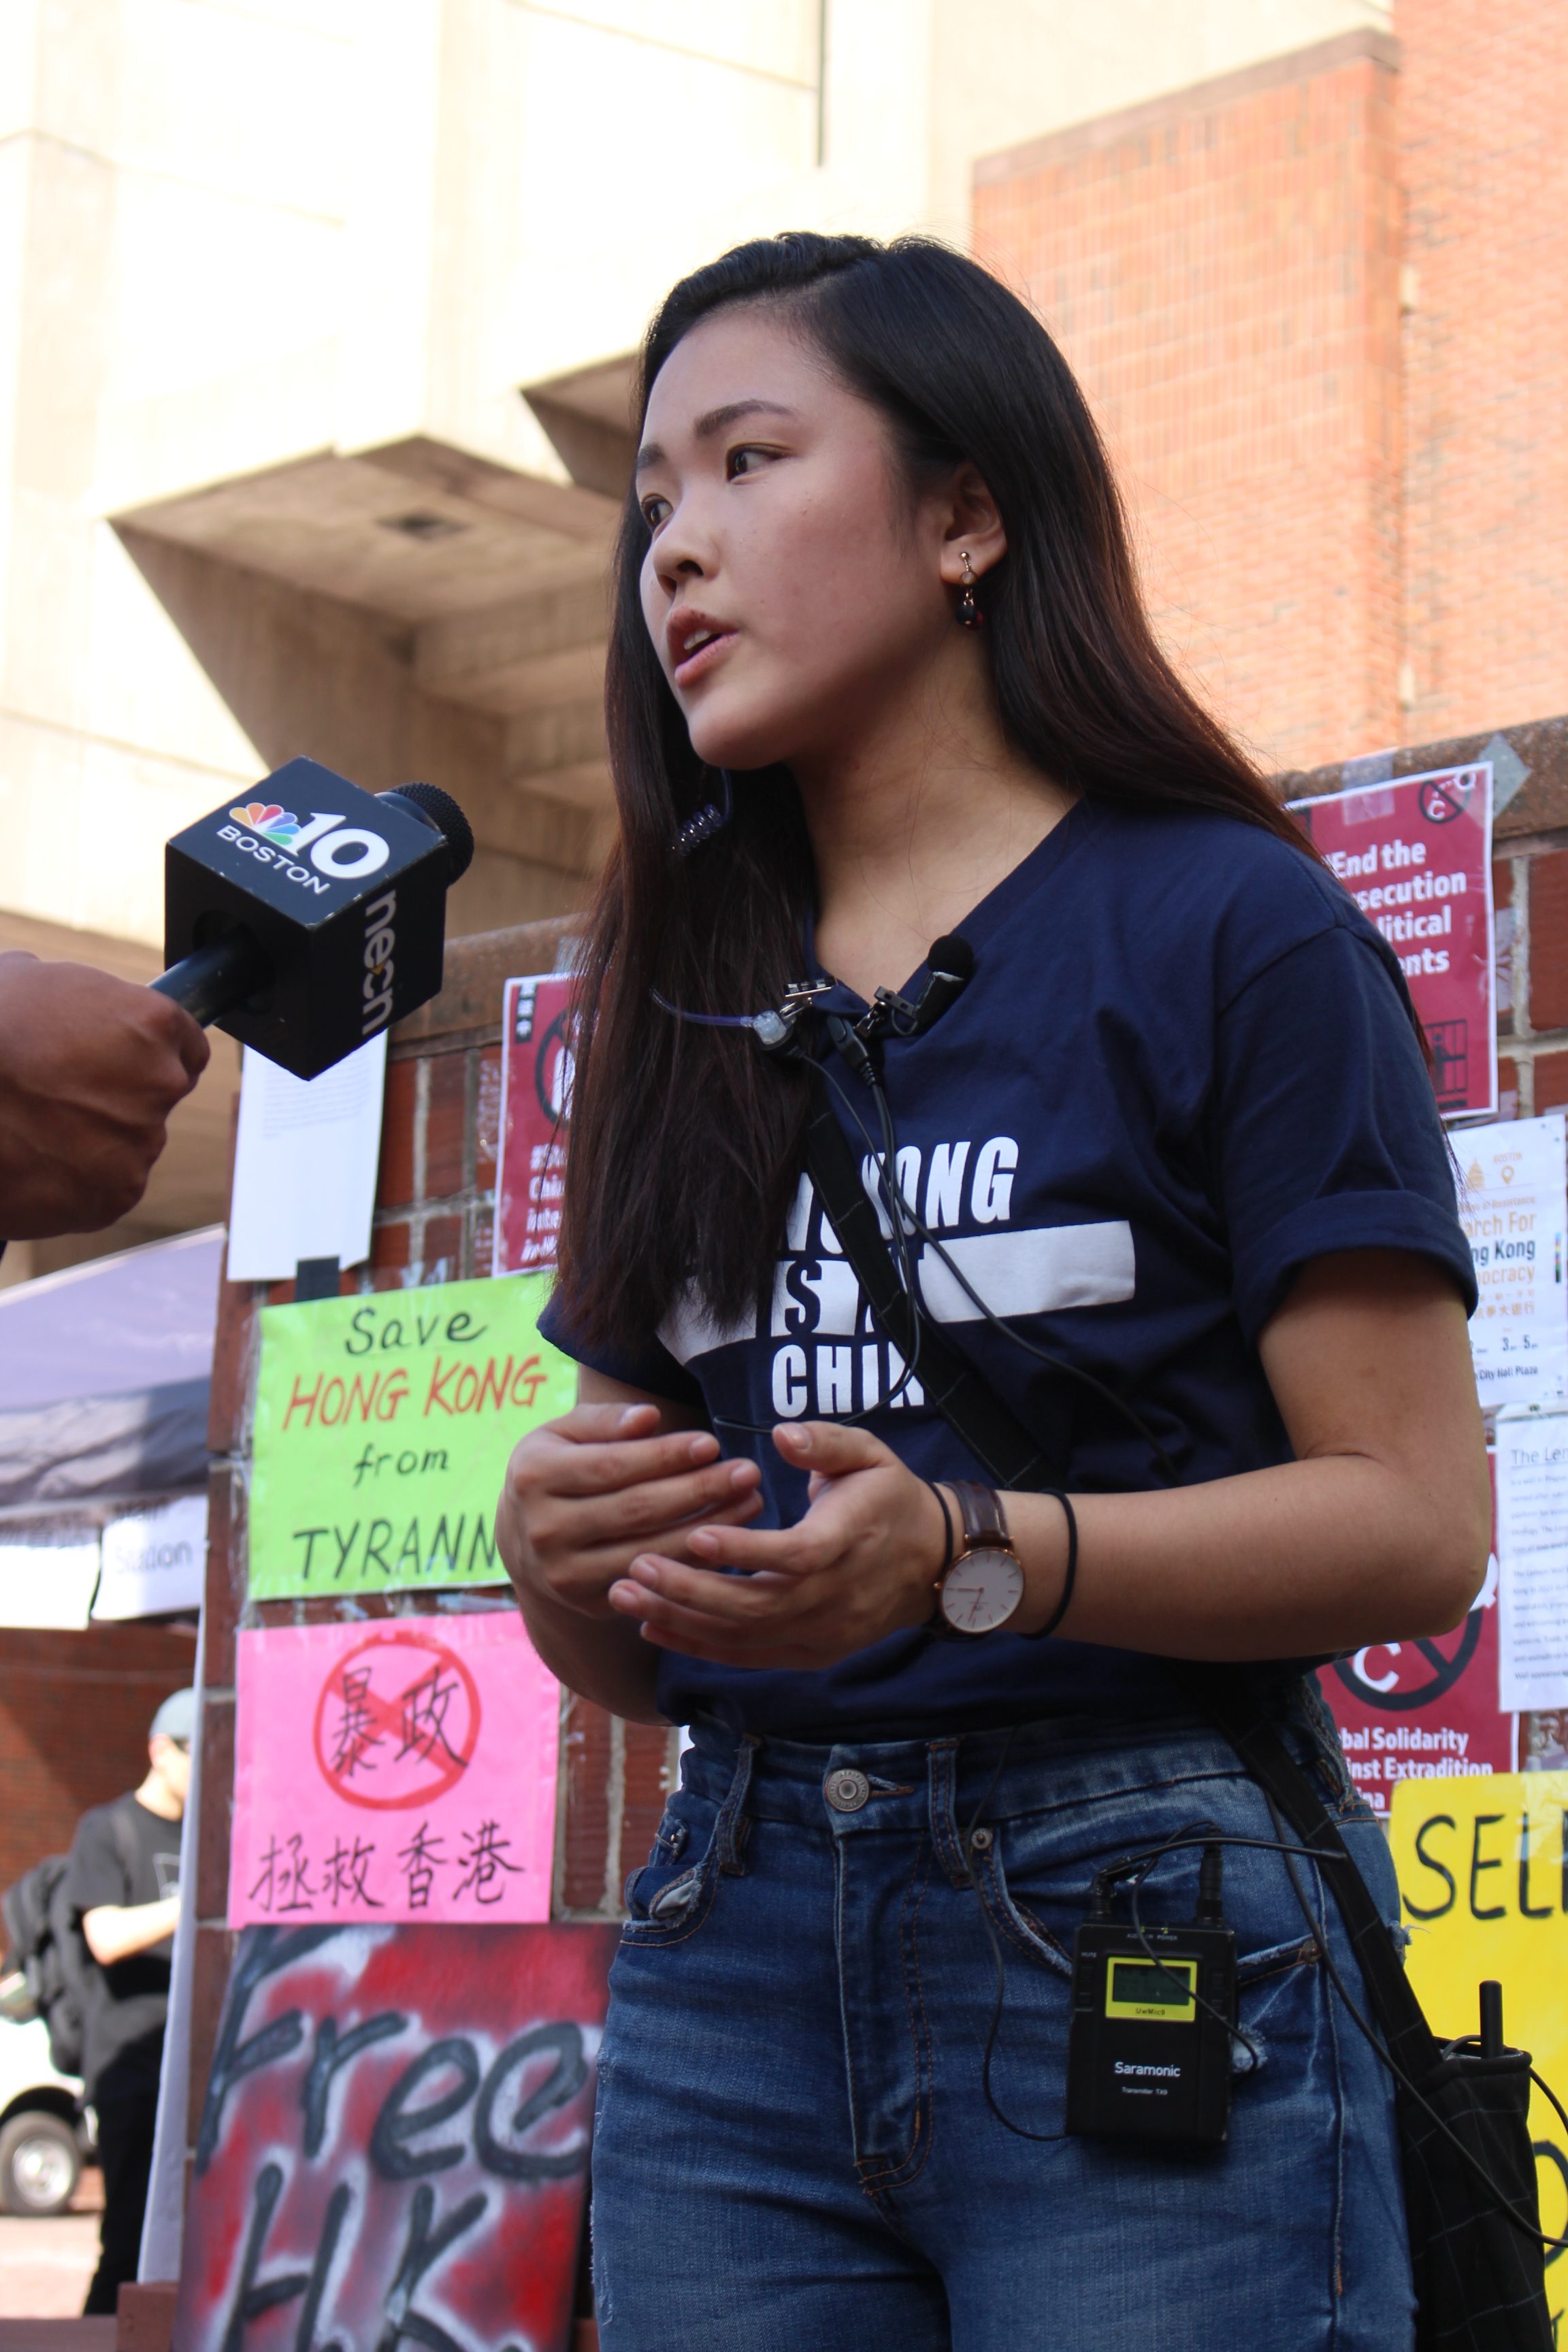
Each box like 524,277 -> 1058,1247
812,1048 -> 1180,1484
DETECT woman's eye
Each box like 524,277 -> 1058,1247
640,495 -> 670,530
726,445 -> 774,480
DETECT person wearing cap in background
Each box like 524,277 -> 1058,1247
65,1686 -> 193,2316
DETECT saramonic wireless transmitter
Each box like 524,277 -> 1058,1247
1065,1842 -> 1237,2146
1065,1921 -> 1236,2144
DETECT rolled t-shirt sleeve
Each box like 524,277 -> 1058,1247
1211,916 -> 1476,1343
538,1287 -> 704,1409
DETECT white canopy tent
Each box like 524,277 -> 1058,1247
0,1228 -> 223,1624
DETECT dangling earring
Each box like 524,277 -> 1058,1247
956,550 -> 983,630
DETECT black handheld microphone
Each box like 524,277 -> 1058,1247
909,933 -> 975,1033
149,757 -> 474,1081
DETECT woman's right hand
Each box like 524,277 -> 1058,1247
497,1399 -> 764,1624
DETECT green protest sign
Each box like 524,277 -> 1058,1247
248,1274 -> 574,1599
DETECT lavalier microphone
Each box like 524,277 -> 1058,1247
909,933 -> 975,1034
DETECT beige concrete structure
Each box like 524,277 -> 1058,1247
0,0 -> 1390,1267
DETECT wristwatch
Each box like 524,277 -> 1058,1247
934,1480 -> 1026,1636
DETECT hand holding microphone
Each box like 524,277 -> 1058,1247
0,954 -> 209,1237
0,760 -> 472,1243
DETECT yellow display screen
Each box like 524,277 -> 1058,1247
1105,1955 -> 1197,2022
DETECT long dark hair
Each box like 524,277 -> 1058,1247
558,231 -> 1309,1350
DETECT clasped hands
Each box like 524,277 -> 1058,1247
497,1403 -> 954,1670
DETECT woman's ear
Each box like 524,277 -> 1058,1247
937,463 -> 1008,587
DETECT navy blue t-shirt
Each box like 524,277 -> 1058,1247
540,802 -> 1475,1739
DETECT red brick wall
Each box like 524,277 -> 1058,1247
0,1623 -> 194,1893
973,31 -> 1403,775
1401,0 -> 1568,742
189,920 -> 678,2170
973,3 -> 1568,772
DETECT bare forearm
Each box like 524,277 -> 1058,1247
82,1895 -> 180,1965
513,1586 -> 667,1723
1008,1259 -> 1489,1659
1008,1452 -> 1488,1660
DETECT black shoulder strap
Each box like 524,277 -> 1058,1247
805,1064 -> 1438,2073
802,1070 -> 1063,1489
111,1797 -> 142,1893
1177,1664 -> 1439,2076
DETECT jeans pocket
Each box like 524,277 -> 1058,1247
973,1832 -> 1075,1980
621,1792 -> 723,1947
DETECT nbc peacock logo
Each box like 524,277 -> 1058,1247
229,802 -> 302,848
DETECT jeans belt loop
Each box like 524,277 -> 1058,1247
927,1737 -> 970,1886
715,1733 -> 760,1876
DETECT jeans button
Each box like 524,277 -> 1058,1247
825,1768 -> 871,1813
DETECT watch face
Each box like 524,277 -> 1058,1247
939,1545 -> 1026,1636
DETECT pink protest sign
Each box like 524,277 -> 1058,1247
230,1611 -> 561,1927
1290,762 -> 1495,1116
493,973 -> 576,1275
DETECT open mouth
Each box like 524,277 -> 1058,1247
672,623 -> 737,687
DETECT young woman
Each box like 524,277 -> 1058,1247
495,233 -> 1486,2351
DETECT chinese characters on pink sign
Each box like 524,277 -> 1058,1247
1290,762 -> 1495,1117
493,974 -> 576,1276
230,1612 -> 560,1927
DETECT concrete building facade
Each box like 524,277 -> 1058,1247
2,0 -> 1393,1273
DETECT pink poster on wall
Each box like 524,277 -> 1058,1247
230,1612 -> 561,1927
493,973 -> 576,1277
1289,762 -> 1495,1117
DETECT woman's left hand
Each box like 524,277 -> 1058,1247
606,1422 -> 948,1668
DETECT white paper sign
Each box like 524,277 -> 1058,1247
226,1034 -> 387,1281
93,1494 -> 208,1620
1456,1112 -> 1568,1407
1496,1404 -> 1568,1709
0,1537 -> 99,1628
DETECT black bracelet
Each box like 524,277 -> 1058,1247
1025,1490 -> 1078,1640
926,1479 -> 956,1577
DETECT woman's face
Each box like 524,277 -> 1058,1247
636,305 -> 972,774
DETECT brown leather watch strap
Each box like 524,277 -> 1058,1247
947,1478 -> 1012,1553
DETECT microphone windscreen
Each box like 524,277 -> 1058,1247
927,932 -> 975,981
380,782 -> 475,883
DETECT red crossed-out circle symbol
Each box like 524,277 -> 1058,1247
534,1006 -> 576,1127
312,1629 -> 482,1811
1418,768 -> 1477,826
1329,1608 -> 1484,1712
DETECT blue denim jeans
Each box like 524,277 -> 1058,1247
590,1695 -> 1415,2351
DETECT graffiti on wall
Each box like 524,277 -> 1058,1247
173,1921 -> 617,2352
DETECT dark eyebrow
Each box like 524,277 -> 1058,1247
634,399 -> 797,476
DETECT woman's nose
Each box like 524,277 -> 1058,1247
651,499 -> 717,595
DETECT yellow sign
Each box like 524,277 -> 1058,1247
1391,1774 -> 1568,2330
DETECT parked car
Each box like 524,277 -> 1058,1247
0,1976 -> 90,2215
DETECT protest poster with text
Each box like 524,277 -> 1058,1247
248,1275 -> 575,1599
1390,1774 -> 1568,2336
1318,1453 -> 1516,1816
229,1612 -> 561,1927
493,973 -> 576,1277
174,1919 -> 617,2352
1456,1112 -> 1568,1409
1288,763 -> 1494,1116
1496,1401 -> 1568,1712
